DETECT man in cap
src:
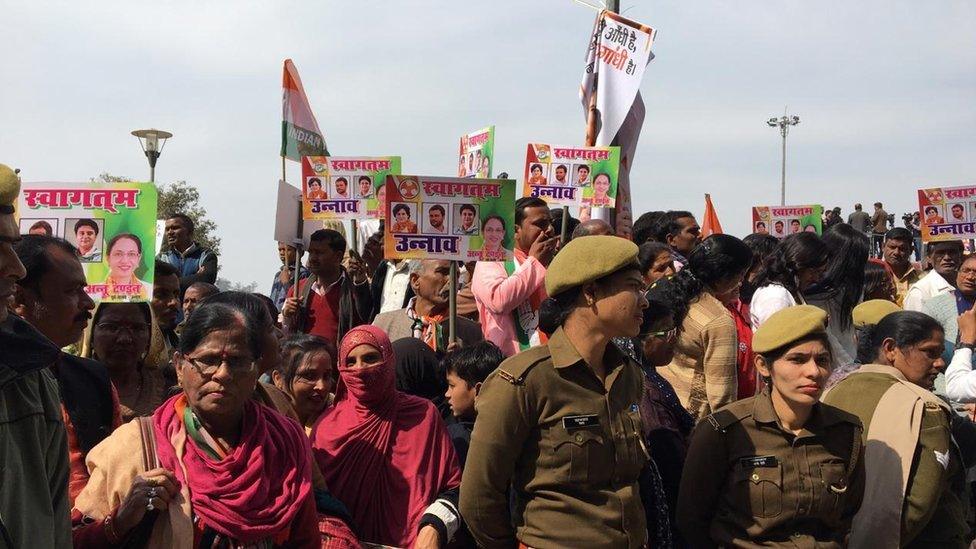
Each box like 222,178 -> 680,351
462,235 -> 650,548
0,163 -> 72,547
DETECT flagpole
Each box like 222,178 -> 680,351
449,262 -> 457,347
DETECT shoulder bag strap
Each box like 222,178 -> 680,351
138,416 -> 161,471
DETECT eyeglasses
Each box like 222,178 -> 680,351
183,354 -> 255,377
645,327 -> 678,342
95,322 -> 150,336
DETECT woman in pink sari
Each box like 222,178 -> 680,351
74,300 -> 319,548
313,325 -> 462,548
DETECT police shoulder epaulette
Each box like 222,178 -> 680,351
705,409 -> 742,433
496,347 -> 549,385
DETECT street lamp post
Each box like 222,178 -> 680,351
766,113 -> 799,206
131,128 -> 173,183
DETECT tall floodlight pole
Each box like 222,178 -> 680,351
767,113 -> 799,206
131,128 -> 173,183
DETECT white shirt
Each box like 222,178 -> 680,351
379,260 -> 413,314
357,218 -> 382,256
750,284 -> 798,331
903,270 -> 954,312
944,347 -> 976,402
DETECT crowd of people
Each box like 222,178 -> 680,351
5,156 -> 976,548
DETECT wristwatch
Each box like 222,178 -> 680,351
959,342 -> 976,351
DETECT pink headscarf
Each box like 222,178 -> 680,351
312,325 -> 461,547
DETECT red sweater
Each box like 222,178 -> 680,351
288,278 -> 342,346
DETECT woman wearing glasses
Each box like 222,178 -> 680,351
83,302 -> 167,423
74,300 -> 319,547
638,291 -> 694,547
103,233 -> 152,300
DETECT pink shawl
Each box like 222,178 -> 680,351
312,325 -> 461,547
153,394 -> 313,543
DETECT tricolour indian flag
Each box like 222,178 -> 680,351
281,59 -> 329,161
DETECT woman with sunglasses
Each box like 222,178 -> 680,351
74,300 -> 319,547
638,292 -> 694,547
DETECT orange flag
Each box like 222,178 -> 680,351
701,193 -> 724,237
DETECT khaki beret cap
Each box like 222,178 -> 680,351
0,164 -> 20,213
852,299 -> 901,328
752,305 -> 827,354
545,235 -> 639,296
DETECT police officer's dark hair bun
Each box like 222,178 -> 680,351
869,311 -> 944,360
855,325 -> 877,365
538,289 -> 581,335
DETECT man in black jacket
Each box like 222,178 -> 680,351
11,235 -> 120,477
281,229 -> 373,348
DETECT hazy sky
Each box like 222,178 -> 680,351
3,1 -> 974,286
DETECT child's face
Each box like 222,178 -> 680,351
445,370 -> 478,420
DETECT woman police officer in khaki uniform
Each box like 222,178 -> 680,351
460,236 -> 651,548
677,305 -> 865,548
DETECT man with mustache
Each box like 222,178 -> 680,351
372,259 -> 483,352
904,240 -> 964,312
0,163 -> 72,547
151,260 -> 183,360
281,229 -> 373,349
11,234 -> 124,507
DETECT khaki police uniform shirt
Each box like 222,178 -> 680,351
459,328 -> 648,549
676,388 -> 865,548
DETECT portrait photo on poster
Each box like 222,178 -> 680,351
65,217 -> 105,263
948,202 -> 968,222
454,203 -> 480,236
424,203 -> 449,234
356,174 -> 373,198
550,163 -> 570,186
306,176 -> 327,200
573,163 -> 591,187
20,217 -> 59,237
331,176 -> 351,199
390,202 -> 419,234
527,163 -> 549,187
923,204 -> 945,224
